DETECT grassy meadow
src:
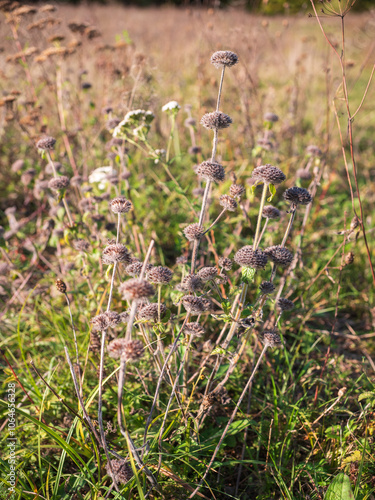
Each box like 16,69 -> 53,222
0,1 -> 375,499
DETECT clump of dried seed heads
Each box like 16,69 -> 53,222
264,246 -> 293,268
108,339 -> 144,361
105,459 -> 133,484
119,279 -> 155,301
234,246 -> 268,269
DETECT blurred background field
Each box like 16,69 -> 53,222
0,1 -> 375,499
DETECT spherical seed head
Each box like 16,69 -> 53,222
219,194 -> 238,212
125,261 -> 151,277
198,266 -> 218,282
55,279 -> 66,294
104,310 -> 121,327
71,175 -> 83,186
138,303 -> 167,321
261,331 -> 282,348
196,161 -> 225,183
262,205 -> 280,220
218,257 -> 232,271
73,239 -> 90,252
252,164 -> 286,185
109,197 -> 133,214
48,176 -> 70,191
102,244 -> 131,265
91,313 -> 110,331
119,279 -> 155,301
119,311 -> 130,323
264,112 -> 279,123
229,184 -> 245,199
201,111 -> 232,130
106,459 -> 133,484
211,50 -> 238,69
184,322 -> 205,337
108,338 -> 144,362
181,274 -> 202,292
147,266 -> 173,285
234,246 -> 268,269
36,136 -> 56,150
181,295 -> 205,314
183,223 -> 205,242
259,281 -> 275,294
264,245 -> 293,268
188,146 -> 202,155
306,145 -> 322,157
176,255 -> 188,265
283,186 -> 312,206
277,297 -> 294,312
200,297 -> 214,311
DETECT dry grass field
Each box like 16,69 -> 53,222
0,2 -> 375,499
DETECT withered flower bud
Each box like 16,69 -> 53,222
102,244 -> 131,265
200,111 -> 232,130
262,205 -> 280,219
211,50 -> 238,68
183,223 -> 205,242
147,266 -> 173,285
119,279 -> 155,301
36,136 -> 56,150
264,245 -> 293,268
261,331 -> 283,348
109,197 -> 133,214
277,297 -> 294,311
198,267 -> 218,282
196,161 -> 225,183
219,194 -> 237,212
234,246 -> 268,269
55,279 -> 66,294
252,164 -> 286,185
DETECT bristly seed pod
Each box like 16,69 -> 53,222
55,279 -> 66,294
103,310 -> 121,327
198,266 -> 218,282
252,164 -> 286,185
138,303 -> 167,321
183,223 -> 205,241
48,176 -> 70,191
211,50 -> 239,68
264,112 -> 279,123
200,111 -> 232,130
283,186 -> 313,207
106,459 -> 133,484
107,339 -> 144,362
277,297 -> 294,311
181,295 -> 205,314
234,246 -> 268,270
218,257 -> 232,271
109,197 -> 133,214
259,281 -> 275,294
147,266 -> 173,285
196,161 -> 225,183
119,279 -> 155,301
184,322 -> 205,337
219,194 -> 237,212
125,261 -> 153,277
36,136 -> 56,150
102,244 -> 131,265
261,331 -> 283,348
91,313 -> 110,331
264,245 -> 293,268
229,184 -> 245,199
180,273 -> 202,292
262,205 -> 280,219
73,239 -> 90,252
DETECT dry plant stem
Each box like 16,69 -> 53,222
46,151 -> 58,178
116,213 -> 121,244
117,355 -> 159,490
64,293 -> 81,392
270,208 -> 296,283
191,179 -> 212,274
189,344 -> 269,499
106,262 -> 118,313
253,183 -> 268,250
202,208 -> 227,236
143,313 -> 190,453
257,217 -> 269,247
310,0 -> 375,284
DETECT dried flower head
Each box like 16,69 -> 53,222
218,257 -> 232,271
264,246 -> 293,268
176,255 -> 188,265
125,261 -> 142,277
277,297 -> 294,311
108,338 -> 144,361
252,164 -> 286,185
344,252 -> 354,266
102,244 -> 131,265
91,313 -> 110,331
181,274 -> 202,292
211,50 -> 238,68
197,161 -> 225,183
201,111 -> 232,130
119,279 -> 155,301
234,246 -> 268,269
36,136 -> 56,150
55,279 -> 66,294
283,187 -> 312,207
73,239 -> 90,252
104,310 -> 121,327
219,194 -> 237,212
264,112 -> 279,123
306,145 -> 322,157
198,267 -> 218,282
259,281 -> 275,294
119,311 -> 130,323
105,459 -> 134,484
181,295 -> 206,314
48,176 -> 70,191
138,303 -> 167,321
147,266 -> 173,285
183,223 -> 205,241
109,197 -> 133,214
229,184 -> 245,199
89,330 -> 101,352
261,331 -> 283,348
184,322 -> 205,337
188,146 -> 202,155
350,216 -> 359,231
262,205 -> 280,219
201,297 -> 214,311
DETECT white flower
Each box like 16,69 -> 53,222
162,101 -> 181,113
89,166 -> 117,190
113,109 -> 154,138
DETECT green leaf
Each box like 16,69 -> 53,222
221,300 -> 231,314
241,266 -> 256,284
267,183 -> 276,202
161,308 -> 171,323
324,473 -> 355,500
358,391 -> 375,402
251,181 -> 262,195
211,346 -> 226,356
